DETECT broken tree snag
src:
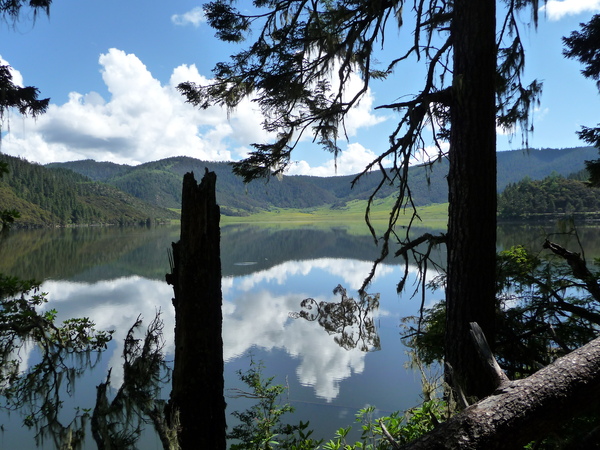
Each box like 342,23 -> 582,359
401,336 -> 600,449
469,322 -> 510,390
166,170 -> 226,450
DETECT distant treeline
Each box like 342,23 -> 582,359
498,171 -> 600,219
0,154 -> 178,227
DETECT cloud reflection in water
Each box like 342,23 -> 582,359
34,257 -> 432,403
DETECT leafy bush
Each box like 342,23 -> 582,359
229,358 -> 448,449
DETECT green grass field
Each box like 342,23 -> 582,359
220,199 -> 448,233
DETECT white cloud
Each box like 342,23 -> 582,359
39,273 -> 372,402
541,0 -> 600,20
287,142 -> 383,177
0,55 -> 26,132
407,143 -> 449,166
222,288 -> 368,401
30,254 -> 435,403
1,49 -> 263,165
171,7 -> 206,27
40,276 -> 175,387
1,48 -> 385,170
236,258 -> 396,292
341,75 -> 388,137
0,55 -> 23,87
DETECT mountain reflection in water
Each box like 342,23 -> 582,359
0,224 -> 446,448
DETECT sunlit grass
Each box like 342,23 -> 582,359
220,199 -> 448,233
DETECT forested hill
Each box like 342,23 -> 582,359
0,154 -> 179,227
47,146 -> 598,215
51,157 -> 425,215
498,172 -> 600,219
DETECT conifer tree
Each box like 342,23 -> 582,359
181,0 -> 542,399
0,0 -> 51,229
0,0 -> 50,126
564,14 -> 600,185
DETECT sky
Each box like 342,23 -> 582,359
0,0 -> 599,177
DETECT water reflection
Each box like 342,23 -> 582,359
0,223 -> 448,448
40,277 -> 175,388
497,222 -> 600,257
9,221 -> 593,446
0,224 -> 447,281
22,262 -> 391,403
224,257 -> 399,401
0,276 -> 114,449
14,255 -> 414,413
291,285 -> 381,352
222,284 -> 370,401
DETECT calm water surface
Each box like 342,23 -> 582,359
0,221 -> 595,448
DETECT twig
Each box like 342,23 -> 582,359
378,418 -> 401,449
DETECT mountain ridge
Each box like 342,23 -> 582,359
1,146 -> 597,227
47,146 -> 600,214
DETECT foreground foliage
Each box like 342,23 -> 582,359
405,235 -> 600,377
228,359 -> 322,450
228,358 -> 447,450
563,13 -> 600,184
402,230 -> 600,446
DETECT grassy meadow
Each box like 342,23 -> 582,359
220,198 -> 449,234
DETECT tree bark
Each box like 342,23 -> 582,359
166,170 -> 226,450
445,0 -> 498,399
402,336 -> 600,449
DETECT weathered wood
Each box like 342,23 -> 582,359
402,336 -> 600,449
469,322 -> 510,390
166,170 -> 226,450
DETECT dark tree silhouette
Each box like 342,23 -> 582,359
563,14 -> 600,185
291,284 -> 381,352
166,170 -> 226,449
180,0 -> 541,400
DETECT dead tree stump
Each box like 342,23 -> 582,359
166,170 -> 226,449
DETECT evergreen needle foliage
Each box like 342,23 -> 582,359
563,14 -> 600,168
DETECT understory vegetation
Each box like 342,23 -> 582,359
227,358 -> 447,450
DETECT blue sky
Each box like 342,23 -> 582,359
1,0 -> 599,176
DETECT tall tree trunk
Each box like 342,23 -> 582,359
446,0 -> 498,399
166,170 -> 226,449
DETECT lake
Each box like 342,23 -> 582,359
0,220 -> 595,448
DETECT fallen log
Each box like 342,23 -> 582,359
402,331 -> 600,449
